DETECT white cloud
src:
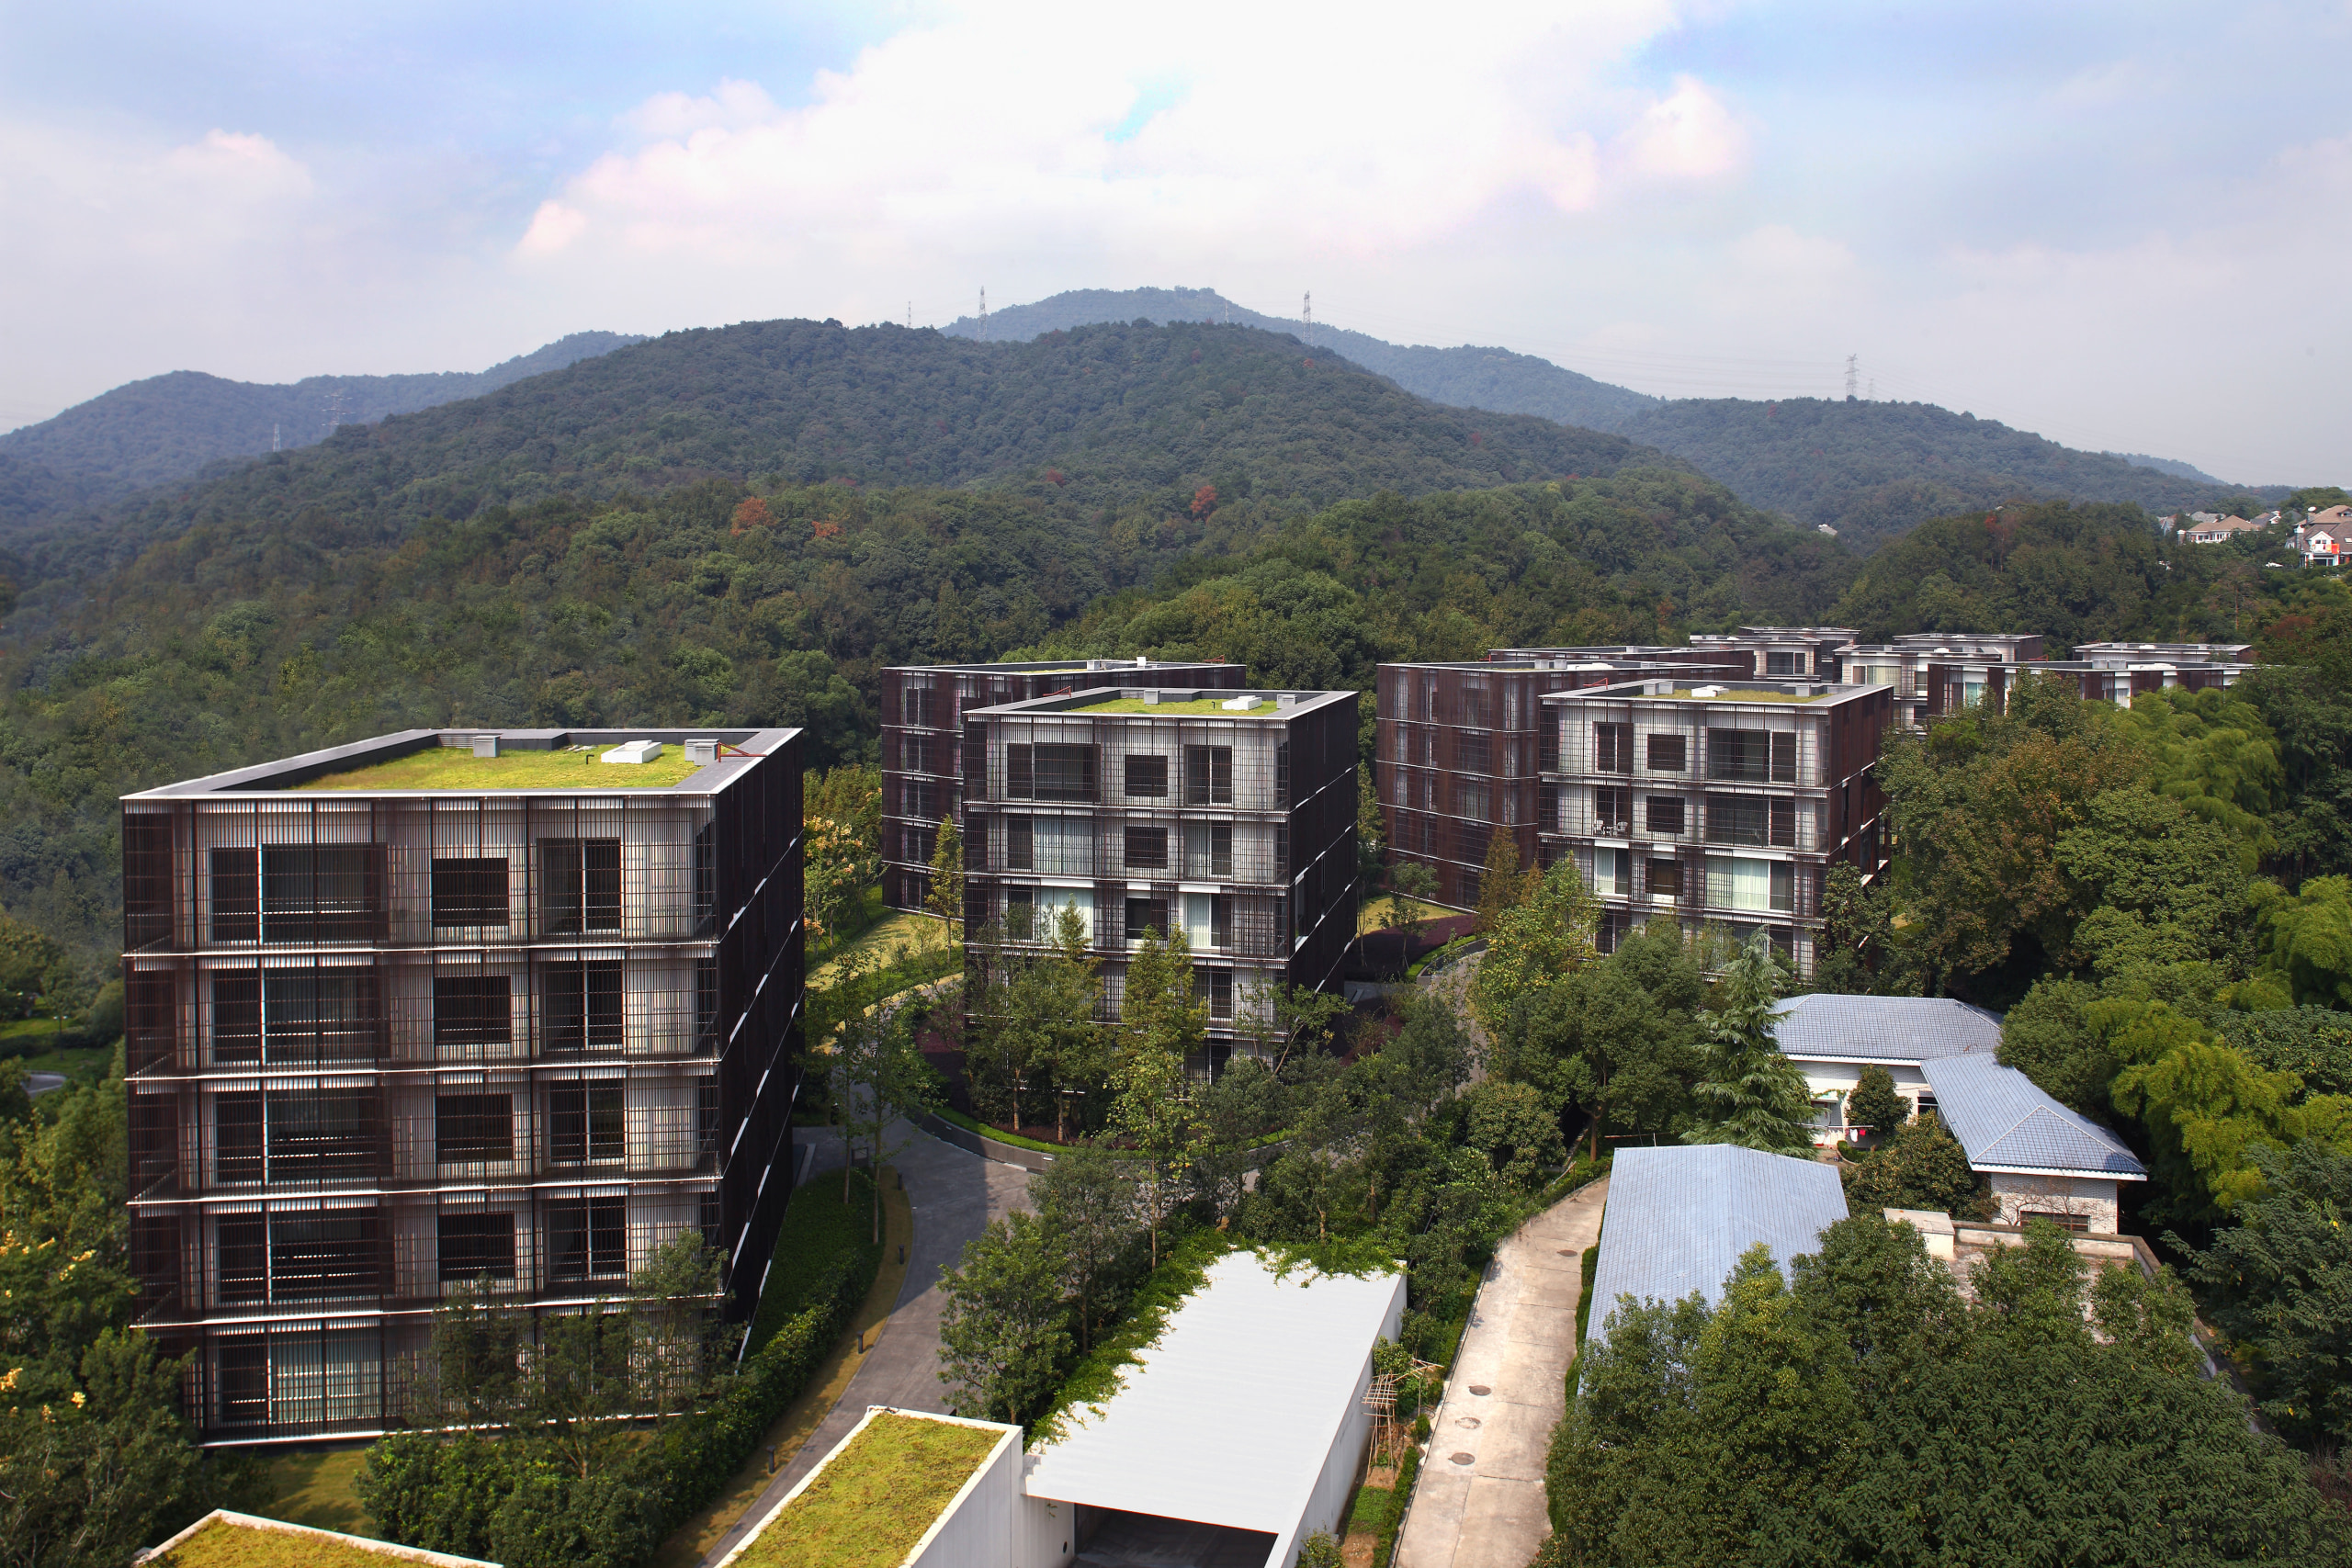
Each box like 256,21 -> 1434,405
1613,74 -> 1747,181
162,130 -> 315,198
512,0 -> 1712,272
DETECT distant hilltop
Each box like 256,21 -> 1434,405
945,286 -> 2291,550
0,331 -> 648,498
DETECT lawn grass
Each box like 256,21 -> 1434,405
745,1168 -> 886,1357
296,743 -> 701,791
146,1514 -> 411,1568
241,1448 -> 374,1538
807,908 -> 948,990
1356,897 -> 1454,936
735,1413 -> 1001,1568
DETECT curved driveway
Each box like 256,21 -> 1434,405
696,1120 -> 1034,1567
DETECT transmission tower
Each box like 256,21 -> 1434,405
1303,290 -> 1313,344
272,423 -> 281,453
907,301 -> 913,329
1844,355 -> 1859,400
978,287 -> 989,343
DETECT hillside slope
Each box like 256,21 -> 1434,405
944,286 -> 1661,433
0,331 -> 645,496
0,467 -> 1841,962
946,287 -> 2292,548
1614,399 -> 2286,553
77,317 -> 1675,564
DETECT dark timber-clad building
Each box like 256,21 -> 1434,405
879,659 -> 1245,914
1375,653 -> 1741,909
959,686 -> 1358,1066
120,728 -> 803,1444
1537,678 -> 1892,972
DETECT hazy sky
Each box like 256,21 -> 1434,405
4,2 -> 2345,483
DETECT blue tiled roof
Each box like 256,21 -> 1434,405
1588,1145 -> 1849,1324
1922,1055 -> 2147,1180
1770,993 -> 2003,1064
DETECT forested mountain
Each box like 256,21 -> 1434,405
1612,399 -> 2285,552
1829,499 -> 2293,647
947,288 -> 2296,550
0,467 -> 1834,964
943,286 -> 1662,432
0,331 -> 645,501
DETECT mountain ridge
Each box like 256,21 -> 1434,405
0,330 -> 648,498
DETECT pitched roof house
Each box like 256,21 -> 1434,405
1587,1145 -> 1849,1317
1770,993 -> 2003,1142
1922,1055 -> 2147,1234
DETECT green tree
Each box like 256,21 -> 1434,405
1033,1142 -> 1142,1353
1463,1079 -> 1566,1189
1683,936 -> 1813,1154
1841,1113 -> 1979,1215
922,813 -> 965,953
2183,1140 -> 2352,1444
935,1209 -> 1074,1426
1111,929 -> 1204,1266
1387,860 -> 1439,931
0,1332 -> 202,1568
1468,859 -> 1598,1032
1476,831 -> 1530,934
1844,1064 -> 1906,1142
1497,925 -> 1706,1160
829,979 -> 941,1243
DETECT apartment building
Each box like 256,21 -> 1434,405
1375,654 -> 1741,909
1828,633 -> 2046,728
1537,678 -> 1893,972
958,686 -> 1357,1066
1686,626 -> 1861,680
880,659 -> 1245,913
120,728 -> 803,1443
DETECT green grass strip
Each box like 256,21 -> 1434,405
745,1168 -> 885,1357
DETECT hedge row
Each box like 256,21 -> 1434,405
643,1245 -> 875,1541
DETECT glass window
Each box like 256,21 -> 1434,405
1124,826 -> 1169,871
210,849 -> 258,942
1645,796 -> 1685,836
1704,855 -> 1778,911
1125,755 -> 1169,798
1184,746 -> 1233,806
438,1213 -> 516,1282
1706,730 -> 1771,783
436,1094 -> 514,1164
1645,734 -> 1686,773
433,859 -> 510,929
547,1197 -> 628,1281
434,976 -> 512,1052
539,839 -> 620,935
548,1086 -> 625,1166
262,846 -> 386,943
544,961 -> 624,1053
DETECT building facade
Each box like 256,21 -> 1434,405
880,659 -> 1245,914
1828,633 -> 2046,729
120,728 -> 803,1443
1536,677 -> 1894,972
958,686 -> 1357,1065
1375,654 -> 1742,910
1686,626 -> 1862,680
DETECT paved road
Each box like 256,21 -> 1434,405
1395,1175 -> 1609,1568
696,1118 -> 1034,1566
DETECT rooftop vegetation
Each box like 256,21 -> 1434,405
146,1517 -> 437,1568
293,744 -> 701,792
736,1414 -> 1001,1568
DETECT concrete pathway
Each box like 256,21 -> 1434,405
695,1118 -> 1034,1566
1395,1174 -> 1609,1568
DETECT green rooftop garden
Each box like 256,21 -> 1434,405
1074,694 -> 1291,716
145,1517 -> 434,1568
737,1413 -> 1001,1568
294,743 -> 702,791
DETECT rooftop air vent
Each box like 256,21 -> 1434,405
1221,694 -> 1264,712
603,739 -> 662,765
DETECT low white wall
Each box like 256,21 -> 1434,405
1988,1172 -> 2121,1234
1261,1271 -> 1408,1568
906,1424 -> 1071,1568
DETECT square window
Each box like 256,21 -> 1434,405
437,1213 -> 517,1282
1646,735 -> 1686,773
1124,826 -> 1169,871
1645,796 -> 1686,835
1125,755 -> 1169,798
436,1094 -> 514,1164
432,858 -> 510,928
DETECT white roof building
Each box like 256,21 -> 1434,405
1023,1249 -> 1406,1568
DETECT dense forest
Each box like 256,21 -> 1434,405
1614,398 -> 2284,552
0,333 -> 644,502
940,287 -> 2284,548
